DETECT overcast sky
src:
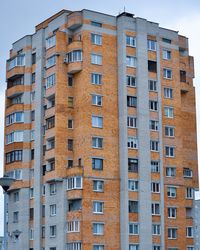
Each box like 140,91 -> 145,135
1,0 -> 200,236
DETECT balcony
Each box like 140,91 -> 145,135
67,11 -> 83,30
180,82 -> 189,93
64,49 -> 83,74
7,55 -> 25,79
6,85 -> 24,98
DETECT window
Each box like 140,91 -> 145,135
68,139 -> 73,151
42,205 -> 45,217
30,188 -> 34,199
46,35 -> 56,49
180,70 -> 186,82
68,159 -> 73,168
149,120 -> 158,131
148,60 -> 157,73
162,38 -> 171,44
150,140 -> 159,152
164,88 -> 173,99
30,91 -> 35,102
93,180 -> 104,192
66,50 -> 82,63
127,116 -> 137,128
91,53 -> 102,65
153,247 -> 161,250
93,246 -> 104,250
11,94 -> 23,104
7,76 -> 24,88
42,185 -> 45,196
168,228 -> 177,239
163,68 -> 172,79
6,150 -> 23,164
91,21 -> 102,27
128,180 -> 138,191
149,80 -> 157,91
167,187 -> 176,198
129,200 -> 138,213
7,169 -> 22,180
128,137 -> 138,149
30,208 -> 34,220
149,100 -> 158,111
151,161 -> 160,173
92,158 -> 103,170
50,204 -> 56,216
50,225 -> 56,237
14,192 -> 19,202
91,73 -> 102,85
92,116 -> 103,128
164,106 -> 174,118
8,54 -> 25,70
46,74 -> 55,89
186,207 -> 193,219
128,158 -> 138,173
41,226 -> 45,238
31,110 -> 35,121
152,203 -> 160,215
165,146 -> 175,157
126,75 -> 136,87
187,247 -> 194,250
6,112 -> 24,125
148,40 -> 156,51
93,223 -> 104,235
32,53 -> 36,64
93,201 -> 104,213
13,211 -> 19,223
92,94 -> 102,106
68,199 -> 82,211
67,176 -> 82,190
166,167 -> 176,177
186,187 -> 194,199
126,56 -> 136,67
46,55 -> 56,68
126,36 -> 136,47
46,137 -> 55,150
46,158 -> 55,171
30,130 -> 35,141
151,182 -> 160,193
129,223 -> 139,235
92,137 -> 103,148
163,49 -> 171,60
66,243 -> 82,250
165,126 -> 174,137
6,131 -> 23,144
30,228 -> 34,240
68,97 -> 74,107
31,149 -> 34,160
66,221 -> 80,233
91,34 -> 102,45
127,96 -> 137,107
152,224 -> 161,235
46,116 -> 55,129
31,73 -> 35,83
129,245 -> 139,250
183,168 -> 192,178
168,207 -> 176,218
50,183 -> 56,195
68,119 -> 73,129
68,74 -> 73,86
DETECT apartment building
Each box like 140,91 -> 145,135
1,9 -> 198,250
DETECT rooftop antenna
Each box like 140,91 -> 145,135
124,6 -> 126,12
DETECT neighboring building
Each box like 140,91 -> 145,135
0,236 -> 3,250
2,9 -> 198,250
195,199 -> 200,249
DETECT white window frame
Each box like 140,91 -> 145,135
128,179 -> 139,191
149,100 -> 158,111
91,73 -> 102,85
46,35 -> 56,49
46,74 -> 56,89
165,126 -> 174,137
164,106 -> 174,118
126,56 -> 136,68
92,137 -> 103,149
127,116 -> 137,128
168,207 -> 177,219
168,228 -> 177,239
150,140 -> 159,152
129,222 -> 139,235
163,68 -> 172,79
91,33 -> 102,45
128,137 -> 138,149
93,222 -> 104,235
186,187 -> 194,199
167,186 -> 177,198
151,182 -> 160,193
91,53 -> 102,65
163,49 -> 171,60
93,180 -> 104,192
92,116 -> 103,128
92,94 -> 102,106
152,203 -> 160,215
67,176 -> 83,190
149,120 -> 159,131
50,183 -> 56,195
164,87 -> 173,99
66,221 -> 80,233
151,161 -> 160,173
148,80 -> 157,92
46,55 -> 56,68
127,75 -> 136,87
93,201 -> 104,214
148,40 -> 157,51
166,167 -> 176,177
50,225 -> 56,238
165,146 -> 175,157
126,35 -> 136,47
50,204 -> 56,216
152,224 -> 161,235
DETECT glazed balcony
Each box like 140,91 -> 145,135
7,55 -> 25,79
67,11 -> 83,30
64,49 -> 83,74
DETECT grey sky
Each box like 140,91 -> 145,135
1,0 -> 200,236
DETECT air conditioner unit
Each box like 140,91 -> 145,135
64,58 -> 68,64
